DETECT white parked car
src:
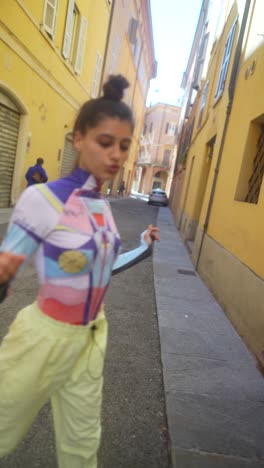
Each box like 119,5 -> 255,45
148,189 -> 168,206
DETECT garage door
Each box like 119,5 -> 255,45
61,134 -> 78,177
0,94 -> 20,208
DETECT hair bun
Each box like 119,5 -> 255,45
103,75 -> 130,102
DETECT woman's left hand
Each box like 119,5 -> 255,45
144,224 -> 160,246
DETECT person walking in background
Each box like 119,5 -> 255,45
119,180 -> 125,196
0,75 -> 159,468
25,157 -> 48,186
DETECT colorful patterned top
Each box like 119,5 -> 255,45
0,168 -> 151,325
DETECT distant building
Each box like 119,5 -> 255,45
0,0 -> 112,207
101,0 -> 157,196
135,103 -> 180,195
170,0 -> 264,357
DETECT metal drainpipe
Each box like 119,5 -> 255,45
98,0 -> 116,95
195,0 -> 251,271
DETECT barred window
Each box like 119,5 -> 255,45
245,126 -> 264,204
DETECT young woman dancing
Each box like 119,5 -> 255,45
0,75 -> 159,468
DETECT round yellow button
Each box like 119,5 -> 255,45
58,250 -> 88,273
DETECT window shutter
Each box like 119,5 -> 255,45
193,32 -> 209,90
133,38 -> 138,57
165,122 -> 169,134
63,0 -> 75,59
215,19 -> 237,98
92,53 -> 102,98
198,80 -> 209,127
163,149 -> 171,166
128,17 -> 138,45
110,34 -> 120,74
74,16 -> 88,74
43,0 -> 58,37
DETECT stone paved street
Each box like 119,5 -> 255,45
1,198 -> 264,468
154,208 -> 264,468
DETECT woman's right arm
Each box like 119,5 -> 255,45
0,185 -> 54,285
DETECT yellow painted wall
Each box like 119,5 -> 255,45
101,0 -> 154,196
207,41 -> 264,279
177,1 -> 264,279
0,0 -> 110,200
0,38 -> 75,177
106,37 -> 145,196
179,6 -> 238,222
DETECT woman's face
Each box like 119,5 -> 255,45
74,118 -> 133,181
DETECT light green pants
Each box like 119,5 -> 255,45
0,303 -> 108,468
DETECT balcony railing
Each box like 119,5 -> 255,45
137,154 -> 152,164
137,155 -> 171,169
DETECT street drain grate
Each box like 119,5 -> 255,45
177,269 -> 196,276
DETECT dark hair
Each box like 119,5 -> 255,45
37,157 -> 44,165
73,75 -> 134,135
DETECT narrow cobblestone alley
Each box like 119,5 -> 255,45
2,0 -> 264,467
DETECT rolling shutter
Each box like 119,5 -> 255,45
61,134 -> 78,177
0,96 -> 20,208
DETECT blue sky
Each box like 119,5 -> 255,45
148,0 -> 202,105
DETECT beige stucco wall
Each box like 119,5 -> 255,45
192,228 -> 264,356
138,103 -> 180,193
144,104 -> 180,165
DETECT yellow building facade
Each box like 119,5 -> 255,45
100,0 -> 156,196
170,0 -> 264,356
0,0 -> 111,207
